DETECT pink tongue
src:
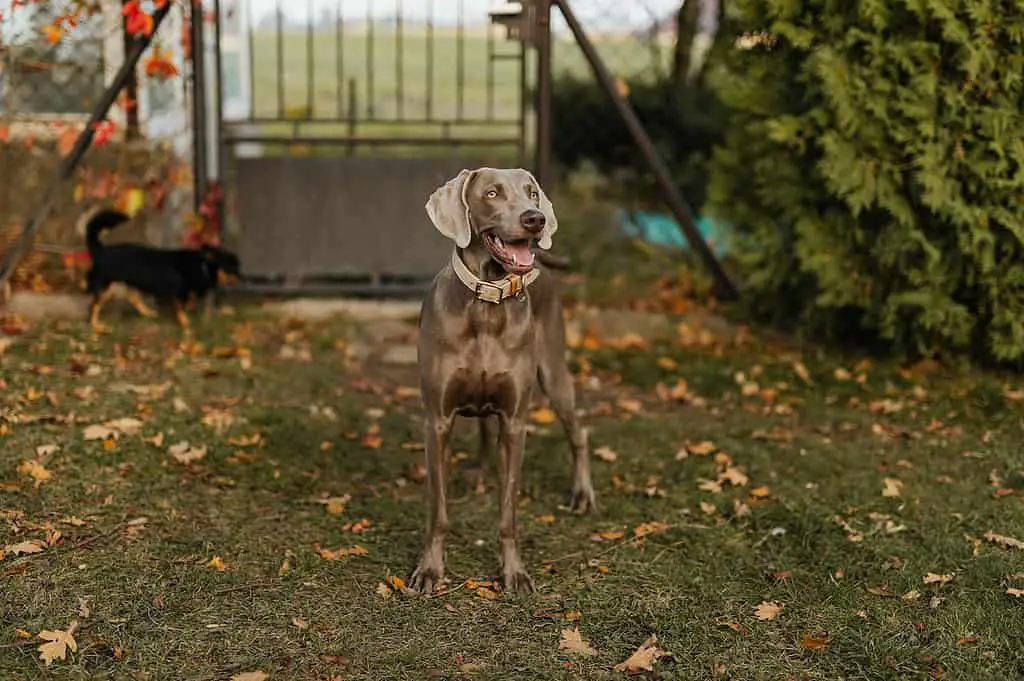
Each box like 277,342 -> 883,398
505,242 -> 534,268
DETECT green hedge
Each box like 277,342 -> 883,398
705,1 -> 1024,362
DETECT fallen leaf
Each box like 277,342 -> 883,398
749,485 -> 771,498
616,397 -> 643,414
168,441 -> 207,464
17,460 -> 52,487
594,446 -> 618,462
881,477 -> 903,498
984,531 -> 1024,550
558,627 -> 598,656
315,544 -> 368,561
753,601 -> 784,621
633,521 -> 670,538
1006,588 -> 1024,598
719,465 -> 749,487
529,408 -> 557,425
698,479 -> 722,494
231,673 -> 267,681
699,501 -> 717,515
685,440 -> 717,456
292,617 -> 309,629
83,424 -> 117,441
613,634 -> 670,674
38,622 -> 78,666
4,539 -> 45,555
799,633 -> 832,650
793,360 -> 812,384
35,444 -> 59,457
316,495 -> 351,515
715,619 -> 741,632
923,572 -> 954,585
206,555 -> 227,571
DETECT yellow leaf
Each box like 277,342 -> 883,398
753,601 -> 784,621
834,368 -> 851,381
923,572 -> 954,585
206,555 -> 227,571
881,477 -> 903,498
37,622 -> 78,666
1007,588 -> 1024,598
16,628 -> 32,639
613,634 -> 670,674
529,407 -> 557,425
685,440 -> 717,456
633,521 -> 670,538
749,485 -> 771,498
536,514 -> 556,524
558,627 -> 598,656
115,186 -> 146,217
231,673 -> 267,681
594,446 -> 617,462
17,460 -> 52,487
315,544 -> 368,561
656,356 -> 677,371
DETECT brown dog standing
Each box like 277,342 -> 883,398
410,168 -> 596,595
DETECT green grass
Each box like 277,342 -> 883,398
246,27 -> 667,125
3,305 -> 1024,680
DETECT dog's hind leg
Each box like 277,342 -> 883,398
538,355 -> 596,514
124,288 -> 158,318
88,286 -> 114,333
173,300 -> 193,340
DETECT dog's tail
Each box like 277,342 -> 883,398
534,251 -> 572,271
83,208 -> 130,253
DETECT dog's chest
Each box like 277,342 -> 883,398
441,300 -> 535,416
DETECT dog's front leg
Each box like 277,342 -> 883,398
409,413 -> 453,594
497,414 -> 535,593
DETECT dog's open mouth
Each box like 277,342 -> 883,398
483,232 -> 535,275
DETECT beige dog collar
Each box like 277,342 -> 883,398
451,250 -> 539,304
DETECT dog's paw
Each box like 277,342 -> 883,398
570,485 -> 598,514
502,567 -> 536,595
408,563 -> 444,596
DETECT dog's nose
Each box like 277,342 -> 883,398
519,209 -> 546,234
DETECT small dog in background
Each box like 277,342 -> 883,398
81,207 -> 241,333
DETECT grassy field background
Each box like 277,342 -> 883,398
241,26 -> 667,142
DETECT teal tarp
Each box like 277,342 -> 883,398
618,209 -> 732,256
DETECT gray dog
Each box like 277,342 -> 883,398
410,167 -> 597,595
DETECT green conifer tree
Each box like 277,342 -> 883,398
705,0 -> 1024,362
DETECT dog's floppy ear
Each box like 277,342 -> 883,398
520,169 -> 558,250
425,169 -> 475,248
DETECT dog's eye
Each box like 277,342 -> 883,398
485,189 -> 498,199
529,189 -> 540,201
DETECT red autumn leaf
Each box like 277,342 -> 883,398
92,120 -> 116,146
122,1 -> 154,36
144,46 -> 178,80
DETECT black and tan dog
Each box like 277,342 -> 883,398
83,208 -> 241,333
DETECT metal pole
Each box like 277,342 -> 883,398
551,0 -> 738,301
211,0 -> 226,233
0,3 -> 174,289
534,0 -> 553,188
191,0 -> 209,213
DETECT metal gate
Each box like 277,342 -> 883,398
207,0 -> 538,295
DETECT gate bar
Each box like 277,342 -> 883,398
552,0 -> 738,301
0,3 -> 173,290
190,0 -> 209,211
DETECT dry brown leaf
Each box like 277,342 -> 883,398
292,617 -> 309,629
633,521 -> 670,538
923,572 -> 954,585
104,417 -> 143,435
699,501 -> 717,515
685,440 -> 717,456
168,441 -> 206,464
35,444 -> 59,457
315,544 -> 368,561
83,424 -> 117,441
594,446 -> 618,462
1006,588 -> 1024,597
698,479 -> 722,494
558,627 -> 598,657
231,673 -> 268,681
984,531 -> 1024,550
719,465 -> 749,487
753,601 -> 784,621
616,397 -> 644,414
316,495 -> 351,515
749,485 -> 770,498
5,539 -> 45,556
613,634 -> 670,674
792,360 -> 812,384
38,622 -> 78,666
799,633 -> 832,650
881,477 -> 903,498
